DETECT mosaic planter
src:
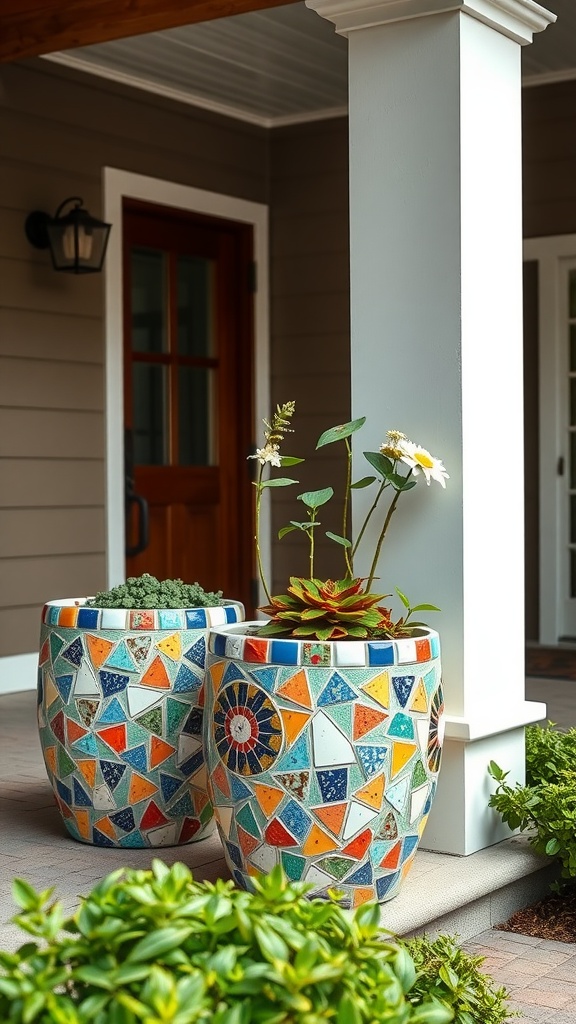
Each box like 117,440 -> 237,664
37,598 -> 244,848
204,623 -> 444,906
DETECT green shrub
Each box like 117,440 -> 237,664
86,574 -> 223,610
406,934 -> 515,1024
489,722 -> 576,878
0,861 -> 454,1024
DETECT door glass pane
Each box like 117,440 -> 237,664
571,433 -> 576,490
571,549 -> 576,599
571,379 -> 576,428
178,367 -> 216,465
177,255 -> 216,356
133,364 -> 168,465
571,497 -> 576,545
131,248 -> 167,353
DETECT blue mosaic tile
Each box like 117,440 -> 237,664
122,745 -> 148,773
236,802 -> 260,837
186,609 -> 208,629
226,841 -> 244,870
99,671 -> 130,698
62,637 -> 84,667
77,607 -> 99,629
110,808 -> 135,833
392,676 -> 415,707
182,707 -> 202,736
249,666 -> 278,693
105,642 -> 135,673
402,835 -> 419,861
346,861 -> 373,886
212,633 -> 227,657
174,663 -> 199,692
367,642 -> 395,666
97,698 -> 126,724
100,761 -> 127,791
274,731 -> 310,773
225,605 -> 239,623
376,873 -> 399,901
73,778 -> 92,807
55,674 -> 73,703
270,640 -> 299,666
56,780 -> 72,804
222,661 -> 246,686
279,800 -> 312,842
357,744 -> 388,778
430,635 -> 440,658
317,767 -> 348,803
93,827 -> 115,847
317,673 -> 358,706
160,773 -> 183,803
73,734 -> 99,757
184,637 -> 206,668
170,792 -> 194,817
229,776 -> 252,802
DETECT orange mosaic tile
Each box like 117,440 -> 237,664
128,773 -> 158,804
355,773 -> 385,810
301,823 -> 339,856
252,782 -> 285,816
312,802 -> 348,836
280,709 -> 311,745
141,656 -> 170,688
277,669 -> 313,710
86,635 -> 115,669
353,704 -> 389,740
391,741 -> 417,777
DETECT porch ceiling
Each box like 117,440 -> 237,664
41,0 -> 576,128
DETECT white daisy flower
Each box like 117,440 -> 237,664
399,440 -> 449,487
248,444 -> 282,467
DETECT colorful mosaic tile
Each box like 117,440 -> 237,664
205,623 -> 443,904
38,598 -> 243,848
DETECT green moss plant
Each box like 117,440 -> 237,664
86,574 -> 223,610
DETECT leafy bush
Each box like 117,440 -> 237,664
406,934 -> 515,1024
489,722 -> 576,879
0,861 -> 456,1024
86,574 -> 223,610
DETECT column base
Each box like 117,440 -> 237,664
422,701 -> 546,855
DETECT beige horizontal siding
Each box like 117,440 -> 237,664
0,508 -> 105,559
0,410 -> 104,458
0,359 -> 103,412
0,309 -> 102,364
0,607 -> 46,658
0,554 -> 106,610
1,459 -> 105,507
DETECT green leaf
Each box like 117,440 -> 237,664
410,603 -> 441,612
12,879 -> 40,911
126,926 -> 192,963
389,472 -> 416,491
22,991 -> 45,1024
350,476 -> 376,489
546,838 -> 561,856
260,477 -> 299,488
326,531 -> 352,548
74,966 -> 114,990
254,923 -> 289,962
278,525 -> 297,539
280,456 -> 305,466
337,994 -> 362,1024
395,587 -> 410,609
363,451 -> 393,478
488,760 -> 507,781
298,487 -> 334,509
316,416 -> 366,448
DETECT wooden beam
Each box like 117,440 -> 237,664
0,0 -> 299,63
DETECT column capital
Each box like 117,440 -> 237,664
305,0 -> 556,44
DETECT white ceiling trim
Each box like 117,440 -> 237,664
43,50 -> 349,127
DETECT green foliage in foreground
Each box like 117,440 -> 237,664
86,574 -> 223,610
406,934 -> 515,1024
0,862 -> 456,1024
489,722 -> 576,879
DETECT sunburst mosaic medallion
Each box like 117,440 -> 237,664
213,681 -> 283,776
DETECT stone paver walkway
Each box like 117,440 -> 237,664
2,688 -> 576,1021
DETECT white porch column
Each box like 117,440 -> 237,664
306,0 -> 555,854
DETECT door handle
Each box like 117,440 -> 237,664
125,490 -> 149,558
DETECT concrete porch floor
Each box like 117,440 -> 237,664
0,678 -> 575,1021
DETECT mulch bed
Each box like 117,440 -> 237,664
525,646 -> 576,681
496,888 -> 576,943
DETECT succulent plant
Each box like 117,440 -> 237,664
257,576 -> 403,641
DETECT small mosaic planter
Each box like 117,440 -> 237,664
37,598 -> 244,848
204,623 -> 444,906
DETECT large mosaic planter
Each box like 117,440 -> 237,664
204,623 -> 444,906
37,598 -> 244,848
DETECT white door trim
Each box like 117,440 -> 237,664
524,233 -> 576,644
102,167 -> 270,594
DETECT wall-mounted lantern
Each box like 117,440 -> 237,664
24,197 -> 112,274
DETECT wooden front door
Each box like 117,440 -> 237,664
123,198 -> 254,612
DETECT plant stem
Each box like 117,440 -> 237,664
254,466 -> 271,604
352,478 -> 388,559
308,511 -> 317,578
343,438 -> 353,576
366,471 -> 413,590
